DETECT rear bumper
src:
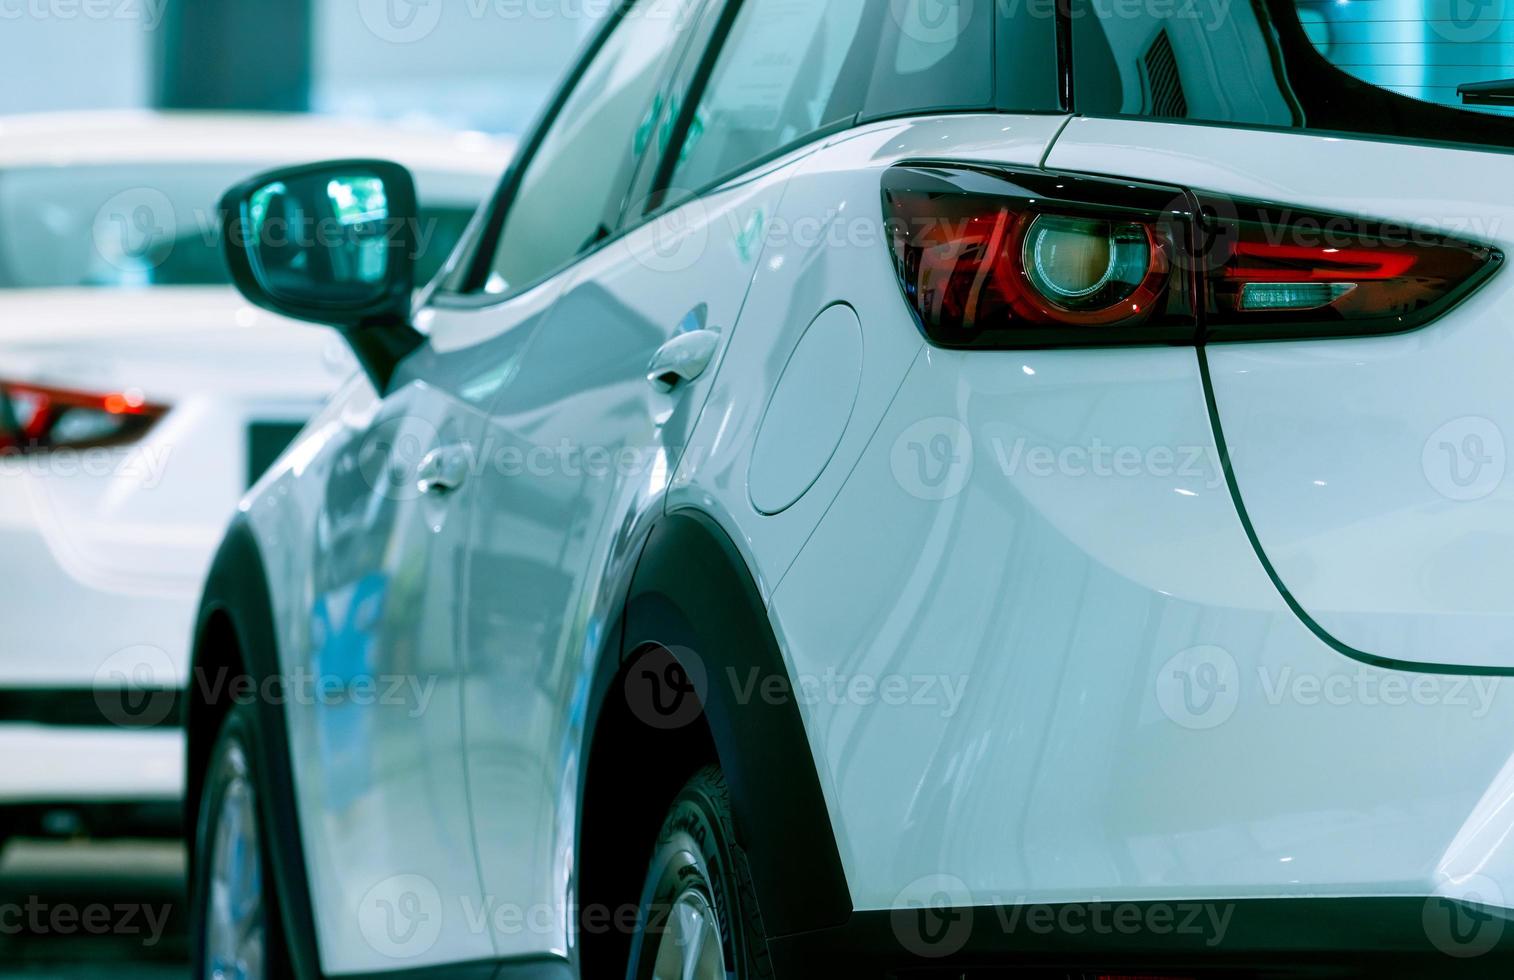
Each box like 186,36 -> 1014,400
771,898 -> 1514,978
0,518 -> 201,688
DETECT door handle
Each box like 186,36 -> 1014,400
647,329 -> 720,393
416,443 -> 472,496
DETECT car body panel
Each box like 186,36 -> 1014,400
668,113 -> 1074,599
771,341 -> 1514,910
1048,117 -> 1514,671
456,138 -> 807,962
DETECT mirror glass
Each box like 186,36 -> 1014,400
242,168 -> 394,306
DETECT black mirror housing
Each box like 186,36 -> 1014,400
220,159 -> 423,389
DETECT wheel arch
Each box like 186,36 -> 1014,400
184,515 -> 324,979
577,508 -> 852,973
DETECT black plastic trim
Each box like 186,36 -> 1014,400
218,158 -> 424,392
187,517 -> 325,978
769,897 -> 1514,978
617,509 -> 853,938
0,687 -> 181,729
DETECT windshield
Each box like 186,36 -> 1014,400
0,163 -> 476,290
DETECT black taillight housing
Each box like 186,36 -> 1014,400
1192,195 -> 1502,341
883,165 -> 1197,348
883,164 -> 1501,348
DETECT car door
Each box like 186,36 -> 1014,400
1050,0 -> 1514,673
450,0 -> 896,961
345,0 -> 716,961
288,362 -> 499,972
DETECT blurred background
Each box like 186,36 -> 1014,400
0,0 -> 602,131
0,2 -> 600,976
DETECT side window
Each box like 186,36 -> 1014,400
484,0 -> 697,295
668,0 -> 872,193
1071,0 -> 1300,128
1068,0 -> 1514,149
861,0 -> 999,120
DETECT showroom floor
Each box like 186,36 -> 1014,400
0,840 -> 187,977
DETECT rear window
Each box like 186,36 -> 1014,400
663,0 -> 1058,197
1297,0 -> 1514,118
1071,0 -> 1514,149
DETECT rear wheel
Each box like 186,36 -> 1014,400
191,703 -> 290,980
627,765 -> 772,980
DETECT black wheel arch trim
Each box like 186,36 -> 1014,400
188,507 -> 853,977
185,515 -> 325,979
606,507 -> 854,938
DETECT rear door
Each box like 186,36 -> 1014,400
1050,0 -> 1514,670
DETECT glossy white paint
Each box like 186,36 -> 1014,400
0,114 -> 508,815
1049,118 -> 1514,670
771,341 -> 1514,910
669,114 -> 1069,598
245,112 -> 1073,971
747,303 -> 863,515
457,142 -> 805,962
223,94 -> 1514,980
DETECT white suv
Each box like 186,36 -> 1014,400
188,0 -> 1514,977
0,112 -> 508,843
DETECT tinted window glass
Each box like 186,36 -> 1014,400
1071,0 -> 1301,126
1296,0 -> 1514,118
862,0 -> 996,119
1071,0 -> 1514,149
486,0 -> 696,295
669,0 -> 871,192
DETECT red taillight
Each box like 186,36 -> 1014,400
0,381 -> 166,454
883,165 -> 1501,347
883,166 -> 1196,348
1196,199 -> 1501,340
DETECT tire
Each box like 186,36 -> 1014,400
190,702 -> 292,980
627,765 -> 773,980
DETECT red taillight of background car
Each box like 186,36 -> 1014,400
883,165 -> 1501,348
1194,198 -> 1502,340
882,165 -> 1198,348
0,380 -> 167,454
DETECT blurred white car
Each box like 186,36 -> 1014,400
0,112 -> 509,843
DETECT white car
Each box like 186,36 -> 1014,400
188,0 -> 1514,978
0,112 -> 509,845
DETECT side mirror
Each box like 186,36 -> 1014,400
221,159 -> 422,389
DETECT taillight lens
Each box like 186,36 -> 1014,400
0,381 -> 167,454
882,165 -> 1501,348
883,165 -> 1196,348
1195,198 -> 1502,340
